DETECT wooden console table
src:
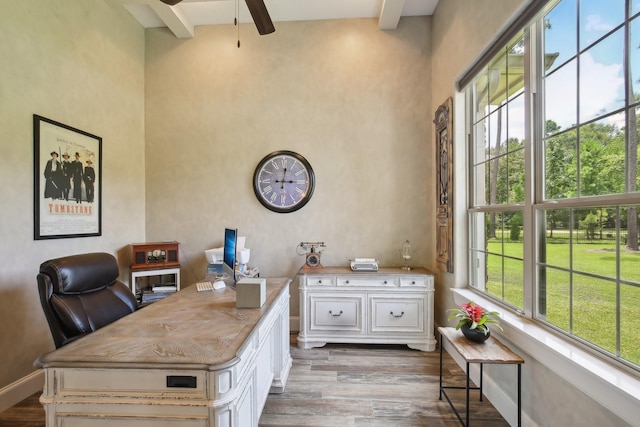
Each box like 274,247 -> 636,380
35,278 -> 292,427
438,326 -> 524,426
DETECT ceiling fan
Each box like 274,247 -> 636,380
159,0 -> 275,35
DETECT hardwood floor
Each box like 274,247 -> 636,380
0,339 -> 508,427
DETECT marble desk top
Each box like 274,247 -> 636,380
35,278 -> 290,370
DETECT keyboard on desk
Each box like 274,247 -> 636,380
196,281 -> 214,292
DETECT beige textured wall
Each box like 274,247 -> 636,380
144,17 -> 433,317
0,0 -> 146,390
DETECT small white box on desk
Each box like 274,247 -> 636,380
236,278 -> 266,308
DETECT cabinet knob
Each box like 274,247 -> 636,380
318,280 -> 322,284
411,280 -> 416,285
390,311 -> 405,318
329,310 -> 343,317
345,280 -> 350,284
383,280 -> 388,284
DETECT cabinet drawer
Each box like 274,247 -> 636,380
337,277 -> 396,287
304,276 -> 335,287
309,295 -> 364,332
369,295 -> 424,333
399,277 -> 430,288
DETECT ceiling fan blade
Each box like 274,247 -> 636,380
245,0 -> 275,35
159,0 -> 274,36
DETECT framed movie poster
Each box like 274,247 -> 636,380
34,115 -> 102,240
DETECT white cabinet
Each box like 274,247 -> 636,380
298,267 -> 436,351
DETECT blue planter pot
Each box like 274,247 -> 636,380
461,323 -> 490,343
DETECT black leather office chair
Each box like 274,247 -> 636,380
37,252 -> 138,348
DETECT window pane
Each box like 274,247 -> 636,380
488,107 -> 507,160
540,208 -> 571,269
620,206 -> 640,282
545,59 -> 577,132
473,69 -> 490,115
629,17 -> 640,101
507,92 -> 525,143
507,147 -> 525,203
472,162 -> 489,206
579,29 -> 624,124
539,267 -> 571,330
544,0 -> 577,75
621,282 -> 640,365
504,257 -> 524,310
472,118 -> 490,165
578,116 -> 625,196
506,35 -> 525,101
544,130 -> 577,199
579,0 -> 624,50
573,274 -> 617,355
631,106 -> 640,193
572,208 -> 617,278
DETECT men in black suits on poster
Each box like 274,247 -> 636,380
60,152 -> 72,201
71,152 -> 83,203
83,160 -> 95,203
43,151 -> 62,200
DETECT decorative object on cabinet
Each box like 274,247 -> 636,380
298,267 -> 436,351
37,252 -> 137,348
253,150 -> 315,213
130,241 -> 181,305
400,239 -> 412,271
434,97 -> 454,273
33,115 -> 102,240
297,241 -> 326,269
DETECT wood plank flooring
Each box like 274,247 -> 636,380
0,339 -> 508,427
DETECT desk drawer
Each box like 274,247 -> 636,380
56,368 -> 208,398
337,277 -> 396,287
369,295 -> 424,333
308,294 -> 364,332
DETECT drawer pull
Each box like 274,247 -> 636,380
329,310 -> 343,317
167,375 -> 197,388
318,280 -> 322,284
412,281 -> 416,285
345,280 -> 350,284
383,280 -> 388,284
390,311 -> 405,318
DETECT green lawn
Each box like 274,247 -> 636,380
485,240 -> 640,366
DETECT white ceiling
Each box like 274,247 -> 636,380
107,0 -> 439,38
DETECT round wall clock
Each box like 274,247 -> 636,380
253,150 -> 315,213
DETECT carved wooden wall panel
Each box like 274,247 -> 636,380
434,97 -> 453,273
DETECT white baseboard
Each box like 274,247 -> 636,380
0,370 -> 44,412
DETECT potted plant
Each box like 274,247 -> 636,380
447,301 -> 502,343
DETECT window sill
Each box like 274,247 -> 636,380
452,288 -> 639,426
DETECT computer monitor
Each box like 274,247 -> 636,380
223,227 -> 238,281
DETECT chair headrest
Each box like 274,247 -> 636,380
39,252 -> 120,294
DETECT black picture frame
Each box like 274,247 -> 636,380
33,115 -> 102,240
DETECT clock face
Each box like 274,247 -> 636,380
253,150 -> 315,213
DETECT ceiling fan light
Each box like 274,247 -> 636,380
159,0 -> 183,5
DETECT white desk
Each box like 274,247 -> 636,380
35,278 -> 292,427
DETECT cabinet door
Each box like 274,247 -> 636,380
369,294 -> 425,333
309,294 -> 364,332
